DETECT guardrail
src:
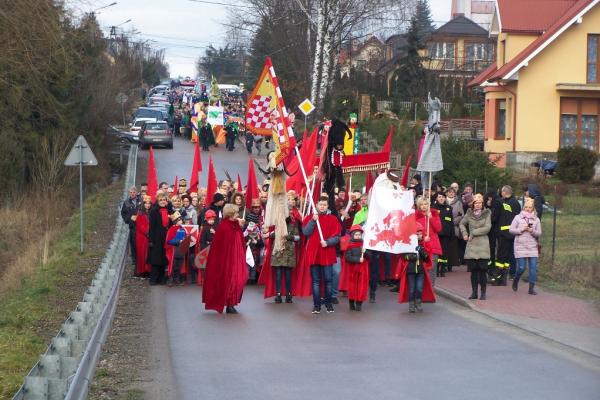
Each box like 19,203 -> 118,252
12,144 -> 138,400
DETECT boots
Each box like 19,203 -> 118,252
499,269 -> 508,286
409,301 -> 416,313
479,287 -> 486,300
468,284 -> 478,299
349,300 -> 356,311
529,283 -> 537,295
285,293 -> 293,303
355,301 -> 362,311
415,299 -> 423,312
512,274 -> 521,292
369,292 -> 376,303
225,306 -> 238,314
274,293 -> 282,303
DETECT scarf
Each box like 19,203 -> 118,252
473,209 -> 482,217
522,211 -> 535,219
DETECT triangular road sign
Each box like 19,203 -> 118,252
64,135 -> 98,166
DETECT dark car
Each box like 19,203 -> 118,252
139,121 -> 173,149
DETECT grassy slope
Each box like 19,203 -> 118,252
0,185 -> 118,399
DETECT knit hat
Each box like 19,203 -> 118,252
415,222 -> 424,232
212,192 -> 225,203
204,210 -> 217,220
349,224 -> 363,234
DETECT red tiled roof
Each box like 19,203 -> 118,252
489,0 -> 597,81
467,61 -> 497,87
497,0 -> 578,33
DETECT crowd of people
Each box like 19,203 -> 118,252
120,171 -> 545,314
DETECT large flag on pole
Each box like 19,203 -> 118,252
363,174 -> 417,254
245,57 -> 294,165
147,146 -> 158,201
189,140 -> 202,193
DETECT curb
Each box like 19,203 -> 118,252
435,286 -> 600,360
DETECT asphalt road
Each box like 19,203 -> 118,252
141,138 -> 600,400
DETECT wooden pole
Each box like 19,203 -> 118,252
426,170 -> 432,238
295,146 -> 324,241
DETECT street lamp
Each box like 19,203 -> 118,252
94,2 -> 117,12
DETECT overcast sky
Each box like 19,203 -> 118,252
73,0 -> 451,78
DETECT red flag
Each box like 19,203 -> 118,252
382,125 -> 394,153
173,175 -> 178,194
236,173 -> 243,193
401,154 -> 414,187
189,140 -> 202,193
286,126 -> 318,193
147,146 -> 158,201
245,158 -> 259,209
365,171 -> 375,194
206,157 -> 218,201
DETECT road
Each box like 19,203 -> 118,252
140,137 -> 600,400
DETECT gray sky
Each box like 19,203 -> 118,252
73,0 -> 451,78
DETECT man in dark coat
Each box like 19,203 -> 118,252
524,184 -> 545,220
121,186 -> 140,267
492,185 -> 521,285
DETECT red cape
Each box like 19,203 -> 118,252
134,212 -> 151,275
339,242 -> 369,302
415,209 -> 442,256
202,219 -> 248,312
398,257 -> 436,303
302,214 -> 341,267
165,226 -> 189,278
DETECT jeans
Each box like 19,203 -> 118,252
331,257 -> 341,298
274,267 -> 292,294
369,251 -> 391,293
310,265 -> 333,307
516,257 -> 538,283
407,273 -> 424,302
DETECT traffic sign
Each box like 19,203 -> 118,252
64,135 -> 98,166
298,99 -> 315,116
115,93 -> 128,104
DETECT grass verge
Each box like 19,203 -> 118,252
0,183 -> 121,400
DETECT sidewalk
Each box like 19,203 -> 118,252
435,266 -> 600,358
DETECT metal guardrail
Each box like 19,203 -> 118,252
12,144 -> 138,400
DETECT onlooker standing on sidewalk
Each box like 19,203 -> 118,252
460,194 -> 492,300
492,185 -> 521,285
446,187 -> 464,267
509,198 -> 542,295
121,186 -> 140,268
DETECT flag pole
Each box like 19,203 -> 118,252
427,170 -> 432,238
294,146 -> 324,241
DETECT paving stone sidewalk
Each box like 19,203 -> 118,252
434,266 -> 600,357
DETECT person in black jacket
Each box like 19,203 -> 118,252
491,185 -> 521,285
121,186 -> 140,267
524,184 -> 545,220
197,192 -> 226,225
432,191 -> 458,276
148,193 -> 172,285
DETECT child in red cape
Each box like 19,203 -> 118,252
165,212 -> 188,286
202,204 -> 248,314
398,222 -> 436,313
342,225 -> 369,311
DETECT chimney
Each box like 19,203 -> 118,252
452,0 -> 466,17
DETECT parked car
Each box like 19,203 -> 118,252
134,107 -> 163,121
139,121 -> 173,149
127,118 -> 156,142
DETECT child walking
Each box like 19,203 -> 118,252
343,225 -> 370,311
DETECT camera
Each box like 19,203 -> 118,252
528,223 -> 533,228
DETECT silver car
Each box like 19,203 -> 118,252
139,121 -> 173,149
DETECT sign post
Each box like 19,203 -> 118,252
65,135 -> 98,253
298,99 -> 315,132
116,93 -> 128,127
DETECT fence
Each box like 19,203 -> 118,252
377,100 -> 476,113
12,144 -> 138,400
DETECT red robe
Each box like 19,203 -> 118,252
340,241 -> 369,302
202,219 -> 248,313
398,254 -> 436,303
165,226 -> 189,278
134,212 -> 151,275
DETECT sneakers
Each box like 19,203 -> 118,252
311,306 -> 321,314
274,294 -> 282,303
349,300 -> 356,311
409,302 -> 416,313
355,302 -> 362,311
225,306 -> 238,314
415,300 -> 423,313
369,292 -> 376,303
331,297 -> 339,304
285,293 -> 293,303
325,304 -> 335,313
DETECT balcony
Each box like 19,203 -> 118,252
423,57 -> 495,73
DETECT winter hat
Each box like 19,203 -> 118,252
204,210 -> 217,220
415,222 -> 424,232
349,225 -> 363,234
212,192 -> 225,203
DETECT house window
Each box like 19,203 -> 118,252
560,98 -> 599,151
428,42 -> 455,69
465,42 -> 493,70
587,35 -> 599,83
495,100 -> 506,139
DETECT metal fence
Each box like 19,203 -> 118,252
377,100 -> 476,113
12,144 -> 138,400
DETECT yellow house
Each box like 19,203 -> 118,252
469,0 -> 600,167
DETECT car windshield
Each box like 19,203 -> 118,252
135,109 -> 162,119
146,123 -> 167,130
134,120 -> 145,127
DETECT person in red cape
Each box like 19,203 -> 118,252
165,212 -> 189,286
342,225 -> 370,311
202,204 -> 248,314
148,192 -> 171,285
398,222 -> 436,313
302,196 -> 342,314
134,195 -> 152,277
415,195 -> 442,286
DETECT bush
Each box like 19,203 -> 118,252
556,146 -> 599,183
436,138 -> 512,192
